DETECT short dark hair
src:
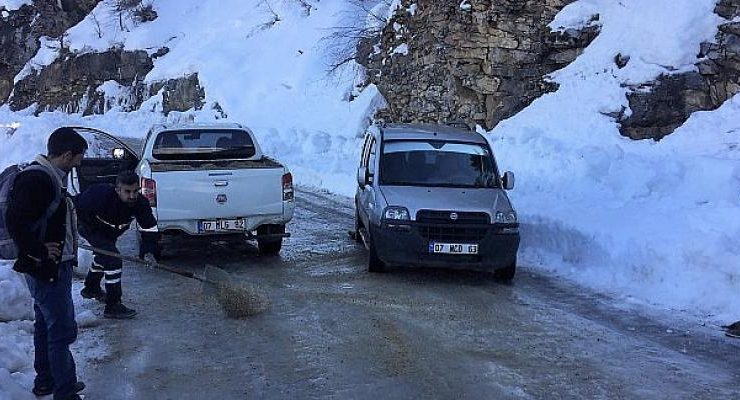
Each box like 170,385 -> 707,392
47,127 -> 88,157
116,170 -> 139,186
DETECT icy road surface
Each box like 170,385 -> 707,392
75,188 -> 740,399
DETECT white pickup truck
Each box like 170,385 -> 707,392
71,123 -> 294,255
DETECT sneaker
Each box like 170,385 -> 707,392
104,303 -> 137,319
80,287 -> 106,303
32,380 -> 85,396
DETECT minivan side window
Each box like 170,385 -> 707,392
367,138 -> 377,176
360,134 -> 372,168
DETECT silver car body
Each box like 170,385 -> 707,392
355,123 -> 520,276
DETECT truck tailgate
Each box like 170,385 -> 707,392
152,167 -> 284,221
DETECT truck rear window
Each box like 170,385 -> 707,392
152,129 -> 256,160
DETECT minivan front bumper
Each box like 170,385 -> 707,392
370,221 -> 520,271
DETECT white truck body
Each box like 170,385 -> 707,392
136,123 -> 294,239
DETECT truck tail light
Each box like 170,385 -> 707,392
282,172 -> 294,201
141,177 -> 157,207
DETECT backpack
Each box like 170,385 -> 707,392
0,164 -> 63,260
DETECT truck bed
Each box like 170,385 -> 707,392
150,157 -> 282,172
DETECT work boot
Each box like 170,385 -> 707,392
32,380 -> 85,396
80,286 -> 106,303
104,303 -> 137,319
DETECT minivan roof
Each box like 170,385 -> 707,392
379,123 -> 488,144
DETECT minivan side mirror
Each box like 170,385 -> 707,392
502,171 -> 515,190
357,166 -> 368,188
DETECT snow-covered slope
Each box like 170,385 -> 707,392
0,0 -> 738,396
486,0 -> 739,321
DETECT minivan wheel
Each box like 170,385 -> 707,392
493,259 -> 516,282
367,234 -> 386,273
353,208 -> 364,244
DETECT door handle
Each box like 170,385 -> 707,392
214,180 -> 229,187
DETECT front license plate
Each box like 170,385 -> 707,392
199,218 -> 246,233
429,243 -> 479,255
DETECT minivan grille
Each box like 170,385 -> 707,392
417,225 -> 488,242
416,210 -> 490,225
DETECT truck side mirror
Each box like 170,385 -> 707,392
357,166 -> 368,188
112,148 -> 126,160
502,171 -> 515,190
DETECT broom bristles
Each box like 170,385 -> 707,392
215,282 -> 269,319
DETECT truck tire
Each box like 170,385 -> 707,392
493,259 -> 516,282
257,224 -> 285,256
367,233 -> 385,273
137,231 -> 162,260
258,238 -> 283,255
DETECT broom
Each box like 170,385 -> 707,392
79,244 -> 269,318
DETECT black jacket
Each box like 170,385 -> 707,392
7,167 -> 67,279
75,183 -> 156,241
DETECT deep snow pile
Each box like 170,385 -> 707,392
0,2 -> 738,396
487,0 -> 740,320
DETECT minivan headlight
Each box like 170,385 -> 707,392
495,211 -> 517,223
384,206 -> 410,221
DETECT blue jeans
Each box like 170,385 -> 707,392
25,261 -> 78,400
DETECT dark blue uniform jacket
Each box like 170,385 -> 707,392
75,184 -> 156,241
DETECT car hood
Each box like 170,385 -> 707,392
378,185 -> 513,221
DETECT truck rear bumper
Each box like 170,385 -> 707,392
139,211 -> 293,236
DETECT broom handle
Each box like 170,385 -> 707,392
79,243 -> 202,282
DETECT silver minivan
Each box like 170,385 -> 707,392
353,123 -> 520,280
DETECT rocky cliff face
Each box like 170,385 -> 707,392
0,0 -> 101,104
619,0 -> 740,140
359,0 -> 594,130
362,0 -> 740,140
0,1 -> 204,116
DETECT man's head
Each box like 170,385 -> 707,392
47,127 -> 88,172
115,170 -> 141,207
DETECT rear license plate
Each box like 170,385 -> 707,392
429,243 -> 479,255
199,218 -> 246,233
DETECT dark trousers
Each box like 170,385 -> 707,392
25,261 -> 78,400
81,228 -> 123,305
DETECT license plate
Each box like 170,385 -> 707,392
429,243 -> 479,255
199,218 -> 246,233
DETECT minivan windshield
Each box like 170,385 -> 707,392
152,129 -> 256,160
380,140 -> 499,188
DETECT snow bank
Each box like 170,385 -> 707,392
0,261 -> 34,399
488,0 -> 739,320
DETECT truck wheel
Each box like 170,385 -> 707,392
257,225 -> 285,255
493,259 -> 516,282
367,233 -> 385,273
258,238 -> 283,255
137,231 -> 162,260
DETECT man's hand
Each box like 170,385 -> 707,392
44,242 -> 61,261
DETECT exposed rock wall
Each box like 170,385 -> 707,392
1,1 -> 204,116
11,49 -> 153,113
619,0 -> 740,140
0,0 -> 101,103
359,0 -> 592,129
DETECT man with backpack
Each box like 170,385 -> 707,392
0,127 -> 88,400
76,170 -> 157,319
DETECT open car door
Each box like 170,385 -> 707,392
68,126 -> 141,196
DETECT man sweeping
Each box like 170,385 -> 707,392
76,170 -> 157,319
